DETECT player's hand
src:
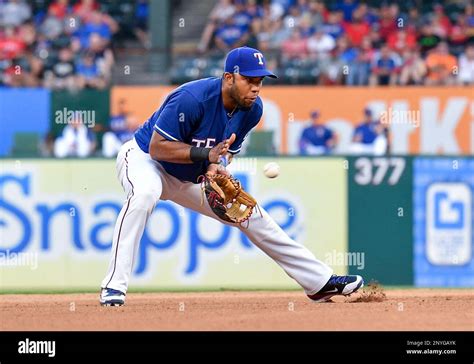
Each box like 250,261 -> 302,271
206,162 -> 230,177
208,133 -> 236,163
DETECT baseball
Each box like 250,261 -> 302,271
263,162 -> 280,178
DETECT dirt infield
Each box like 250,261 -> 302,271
0,289 -> 472,331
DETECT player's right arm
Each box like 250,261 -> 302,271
149,132 -> 235,164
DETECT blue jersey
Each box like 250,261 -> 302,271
134,77 -> 263,183
110,114 -> 134,143
353,121 -> 380,144
299,124 -> 333,154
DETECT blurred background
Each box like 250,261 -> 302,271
0,0 -> 472,291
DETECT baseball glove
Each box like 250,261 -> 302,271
200,173 -> 260,225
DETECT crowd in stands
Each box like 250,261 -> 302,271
0,0 -> 149,90
198,0 -> 474,85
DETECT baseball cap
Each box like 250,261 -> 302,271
224,46 -> 277,78
310,110 -> 320,118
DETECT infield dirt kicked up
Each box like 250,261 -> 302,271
1,288 -> 472,331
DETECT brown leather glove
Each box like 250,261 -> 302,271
200,173 -> 258,224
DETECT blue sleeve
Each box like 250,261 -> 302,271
153,89 -> 202,142
299,128 -> 309,154
228,100 -> 263,154
353,125 -> 362,139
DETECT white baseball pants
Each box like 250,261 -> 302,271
101,138 -> 333,295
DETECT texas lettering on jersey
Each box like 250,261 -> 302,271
134,77 -> 263,183
191,138 -> 216,148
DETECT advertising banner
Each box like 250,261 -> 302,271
413,158 -> 474,287
111,86 -> 473,155
0,158 -> 347,290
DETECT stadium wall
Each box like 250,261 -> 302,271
111,86 -> 474,155
0,158 -> 347,290
1,156 -> 472,290
0,88 -> 51,156
1,87 -> 472,157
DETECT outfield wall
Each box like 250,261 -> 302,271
1,156 -> 472,290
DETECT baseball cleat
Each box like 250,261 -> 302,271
100,288 -> 126,306
308,275 -> 364,302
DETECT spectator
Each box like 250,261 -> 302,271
387,29 -> 417,54
334,0 -> 359,22
307,27 -> 336,60
377,3 -> 397,41
399,49 -> 427,85
323,35 -> 356,85
346,36 -> 374,85
367,23 -> 383,49
449,14 -> 471,56
43,46 -> 76,90
295,0 -> 310,14
430,4 -> 452,37
4,52 -> 43,87
321,10 -> 345,40
214,17 -> 249,53
133,0 -> 150,49
233,0 -> 254,33
307,0 -> 327,27
262,10 -> 290,51
350,108 -> 387,155
48,0 -> 72,20
77,11 -> 112,49
343,6 -> 370,47
299,110 -> 336,155
76,51 -> 106,89
369,44 -> 401,85
88,33 -> 114,81
424,42 -> 457,85
298,13 -> 315,38
357,3 -> 378,26
102,99 -> 137,157
281,29 -> 308,61
0,0 -> 31,28
197,0 -> 235,53
0,26 -> 26,60
54,117 -> 96,158
282,5 -> 303,29
39,7 -> 64,41
418,24 -> 442,56
73,0 -> 99,21
457,44 -> 474,85
404,8 -> 424,33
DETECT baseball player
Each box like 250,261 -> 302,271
100,46 -> 364,306
299,110 -> 336,155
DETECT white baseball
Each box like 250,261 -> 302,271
263,162 -> 280,178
